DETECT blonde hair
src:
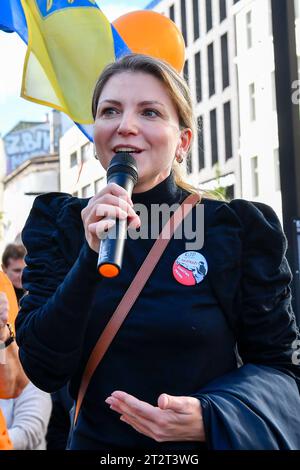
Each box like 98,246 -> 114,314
92,53 -> 222,200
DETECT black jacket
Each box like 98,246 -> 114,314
16,173 -> 300,450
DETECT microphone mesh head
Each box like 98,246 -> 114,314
107,152 -> 138,184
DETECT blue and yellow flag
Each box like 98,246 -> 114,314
0,0 -> 130,138
21,0 -> 127,124
0,0 -> 28,41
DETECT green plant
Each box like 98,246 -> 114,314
209,164 -> 228,201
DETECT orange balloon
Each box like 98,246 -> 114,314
113,10 -> 185,73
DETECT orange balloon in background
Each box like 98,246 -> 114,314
113,10 -> 185,73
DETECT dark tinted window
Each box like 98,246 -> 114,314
183,59 -> 189,84
210,109 -> 218,166
208,42 -> 215,96
195,52 -> 202,102
219,0 -> 227,21
169,4 -> 175,21
221,33 -> 229,89
193,0 -> 200,40
206,0 -> 213,31
223,101 -> 233,160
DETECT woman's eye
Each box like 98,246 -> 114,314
100,107 -> 119,117
142,109 -> 160,117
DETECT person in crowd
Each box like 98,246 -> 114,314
16,54 -> 300,450
2,244 -> 26,304
0,271 -> 28,449
1,255 -> 51,450
0,381 -> 52,450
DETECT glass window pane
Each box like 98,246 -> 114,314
206,0 -> 213,32
251,156 -> 259,196
195,52 -> 202,102
224,101 -> 233,160
70,151 -> 77,168
210,109 -> 218,166
193,0 -> 200,40
208,43 -> 215,96
219,0 -> 227,22
221,33 -> 230,89
81,142 -> 90,163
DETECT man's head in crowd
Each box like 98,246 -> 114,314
1,244 -> 26,290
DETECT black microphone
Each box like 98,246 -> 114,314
97,152 -> 138,278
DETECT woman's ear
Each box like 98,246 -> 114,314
177,128 -> 193,157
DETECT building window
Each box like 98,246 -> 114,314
251,156 -> 259,197
274,149 -> 280,191
194,52 -> 202,102
197,115 -> 205,170
221,33 -> 229,89
210,109 -> 218,166
223,101 -> 233,160
193,0 -> 200,41
94,177 -> 104,194
271,71 -> 277,111
81,142 -> 90,163
169,4 -> 175,21
246,11 -> 253,48
181,0 -> 187,45
219,0 -> 227,22
73,191 -> 78,197
183,59 -> 189,84
249,83 -> 256,121
70,151 -> 77,168
82,184 -> 92,198
208,42 -> 215,96
206,0 -> 213,32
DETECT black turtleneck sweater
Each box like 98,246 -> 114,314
16,171 -> 300,450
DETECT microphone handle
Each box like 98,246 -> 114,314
97,173 -> 136,277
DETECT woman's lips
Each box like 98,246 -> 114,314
112,150 -> 144,156
112,147 -> 144,154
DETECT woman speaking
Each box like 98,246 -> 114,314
16,54 -> 300,450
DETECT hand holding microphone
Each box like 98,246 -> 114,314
81,153 -> 140,277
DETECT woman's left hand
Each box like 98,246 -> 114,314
105,391 -> 206,442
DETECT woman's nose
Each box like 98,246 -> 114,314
117,112 -> 139,135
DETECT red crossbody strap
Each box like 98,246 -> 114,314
74,192 -> 201,424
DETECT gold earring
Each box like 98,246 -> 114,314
176,153 -> 184,164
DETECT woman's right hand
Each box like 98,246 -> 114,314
81,183 -> 141,253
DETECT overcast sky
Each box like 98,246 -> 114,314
0,0 -> 150,137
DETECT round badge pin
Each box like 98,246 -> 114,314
173,251 -> 208,286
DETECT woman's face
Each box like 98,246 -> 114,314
94,71 -> 192,192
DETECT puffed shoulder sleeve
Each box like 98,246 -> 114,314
192,199 -> 300,449
16,193 -> 99,392
229,199 -> 299,378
